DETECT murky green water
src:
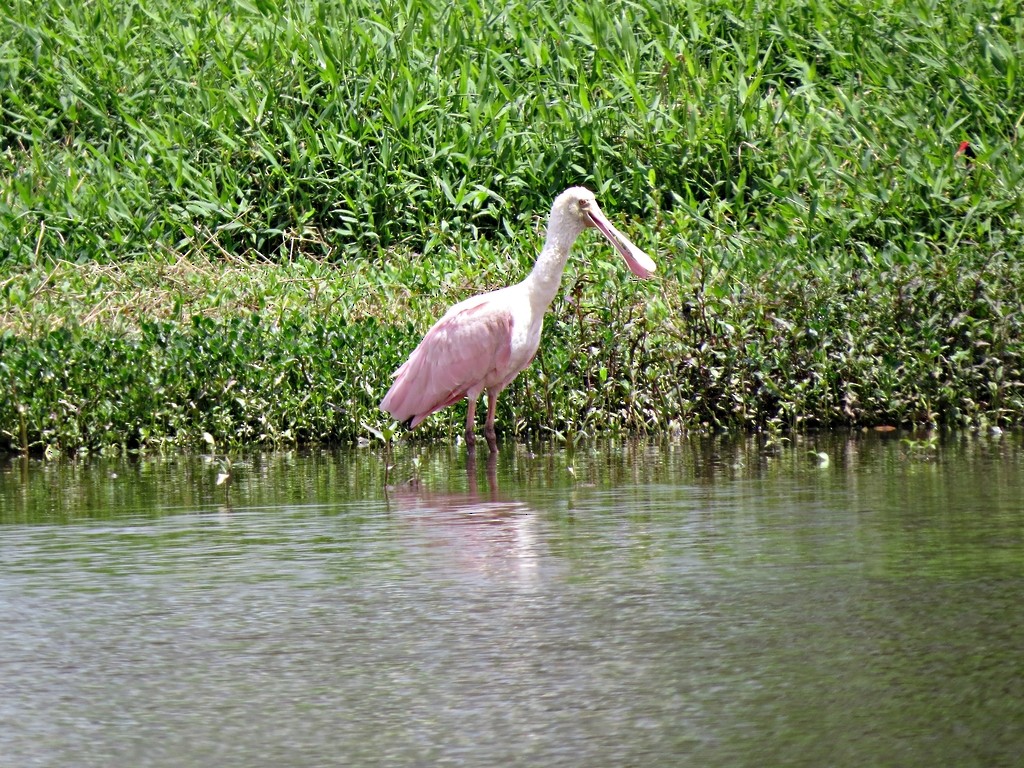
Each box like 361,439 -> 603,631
2,433 -> 1023,767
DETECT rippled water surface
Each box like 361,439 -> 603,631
2,433 -> 1023,767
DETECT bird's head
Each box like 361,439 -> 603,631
553,187 -> 657,279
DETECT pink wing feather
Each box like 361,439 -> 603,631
380,296 -> 514,427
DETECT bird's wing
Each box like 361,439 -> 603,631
380,295 -> 514,427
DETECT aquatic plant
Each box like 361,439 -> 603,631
2,245 -> 1021,453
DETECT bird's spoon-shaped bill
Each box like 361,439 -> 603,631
587,208 -> 656,279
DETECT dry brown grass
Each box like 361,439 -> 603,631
0,253 -> 408,337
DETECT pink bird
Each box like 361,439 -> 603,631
380,186 -> 657,452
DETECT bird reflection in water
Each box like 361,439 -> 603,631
386,450 -> 543,586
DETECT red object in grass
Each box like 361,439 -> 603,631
956,140 -> 975,159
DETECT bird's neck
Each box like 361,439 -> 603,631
522,212 -> 583,310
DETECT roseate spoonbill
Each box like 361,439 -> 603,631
380,186 -> 656,452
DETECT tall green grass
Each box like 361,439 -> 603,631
2,0 -> 1024,452
3,0 -> 1021,265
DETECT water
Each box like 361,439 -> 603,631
1,433 -> 1023,767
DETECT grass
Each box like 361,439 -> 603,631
1,0 -> 1023,453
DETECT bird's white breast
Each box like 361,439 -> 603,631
488,283 -> 544,390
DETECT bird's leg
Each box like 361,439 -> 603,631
465,396 -> 477,449
484,390 -> 499,453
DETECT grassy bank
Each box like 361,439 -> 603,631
2,0 -> 1023,452
3,244 -> 1022,453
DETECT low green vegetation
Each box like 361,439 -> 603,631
2,0 -> 1023,453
